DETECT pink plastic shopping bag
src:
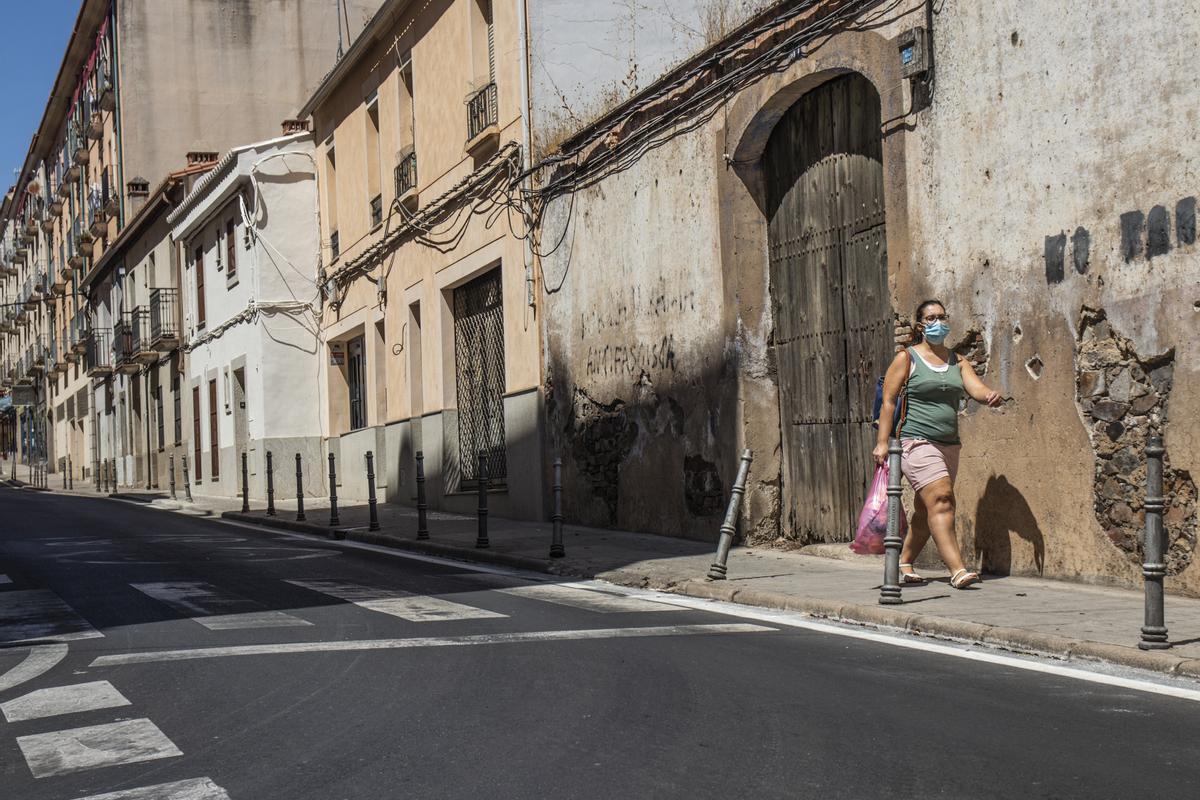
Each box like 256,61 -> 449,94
850,464 -> 908,555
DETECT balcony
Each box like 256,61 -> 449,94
97,59 -> 116,112
113,312 -> 151,372
466,82 -> 499,154
148,288 -> 179,351
57,328 -> 70,371
75,226 -> 95,256
130,308 -> 156,363
59,259 -> 74,283
70,311 -> 89,354
87,110 -> 104,140
50,262 -> 67,294
394,149 -> 418,208
49,192 -> 64,216
31,338 -> 47,371
85,329 -> 113,377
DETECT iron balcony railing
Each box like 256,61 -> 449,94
85,328 -> 113,374
467,82 -> 498,142
149,288 -> 179,347
70,310 -> 90,353
113,315 -> 135,365
395,150 -> 417,197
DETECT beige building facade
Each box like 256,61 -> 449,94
301,0 -> 543,515
0,0 -> 383,490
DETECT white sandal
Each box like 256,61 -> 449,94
899,563 -> 926,584
950,568 -> 981,589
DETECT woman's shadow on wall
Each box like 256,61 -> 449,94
974,475 -> 1045,576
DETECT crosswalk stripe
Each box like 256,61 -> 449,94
89,623 -> 774,666
0,644 -> 68,693
0,589 -> 104,645
69,777 -> 232,800
1,680 -> 131,723
286,579 -> 507,622
17,718 -> 183,779
0,574 -> 12,585
132,582 -> 312,630
496,583 -> 688,613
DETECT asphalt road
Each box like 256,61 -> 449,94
0,486 -> 1197,800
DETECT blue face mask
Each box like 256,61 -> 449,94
923,321 -> 950,344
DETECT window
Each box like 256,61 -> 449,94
155,385 -> 164,450
324,139 -> 339,258
471,0 -> 495,86
330,230 -> 340,260
172,374 -> 182,445
208,379 -> 219,479
225,219 -> 236,280
347,335 -> 367,431
365,94 -> 382,227
192,385 -> 202,481
193,245 -> 206,328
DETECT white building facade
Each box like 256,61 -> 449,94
168,134 -> 326,500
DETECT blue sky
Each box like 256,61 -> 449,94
0,2 -> 82,193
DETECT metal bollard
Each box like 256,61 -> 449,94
241,451 -> 250,513
879,438 -> 905,605
63,459 -> 67,489
169,455 -> 177,500
100,460 -> 106,493
181,455 -> 193,502
265,451 -> 276,516
67,455 -> 72,490
95,459 -> 101,492
476,453 -> 490,549
366,451 -> 380,531
328,453 -> 340,526
550,457 -> 565,558
706,450 -> 754,580
416,451 -> 429,540
1139,435 -> 1170,650
295,454 -> 306,521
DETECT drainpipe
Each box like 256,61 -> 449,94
110,6 -> 125,230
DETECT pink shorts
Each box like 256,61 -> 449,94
900,439 -> 961,491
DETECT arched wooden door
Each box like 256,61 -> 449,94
763,73 -> 891,543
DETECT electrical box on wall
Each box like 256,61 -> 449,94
897,27 -> 929,79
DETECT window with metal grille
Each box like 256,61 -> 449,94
453,268 -> 506,488
172,373 -> 182,445
347,335 -> 367,431
369,195 -> 382,228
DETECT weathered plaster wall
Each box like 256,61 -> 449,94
534,0 -> 1200,593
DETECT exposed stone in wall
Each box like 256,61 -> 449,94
952,328 -> 989,376
683,454 -> 724,516
1075,307 -> 1196,573
565,388 -> 639,524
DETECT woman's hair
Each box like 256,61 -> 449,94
912,299 -> 945,342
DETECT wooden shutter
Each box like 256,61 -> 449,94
208,379 -> 219,478
194,246 -> 206,327
225,220 -> 236,278
192,385 -> 202,481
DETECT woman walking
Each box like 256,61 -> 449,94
874,300 -> 1003,589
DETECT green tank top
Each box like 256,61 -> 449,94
899,347 -> 964,445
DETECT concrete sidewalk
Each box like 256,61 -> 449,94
17,479 -> 1200,680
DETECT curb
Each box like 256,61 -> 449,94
220,511 -> 566,576
83,501 -> 1200,682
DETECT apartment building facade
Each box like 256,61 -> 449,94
300,0 -> 543,515
0,0 -> 383,487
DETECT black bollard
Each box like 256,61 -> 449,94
366,451 -> 380,531
169,455 -> 177,500
265,451 -> 276,516
295,453 -> 306,521
63,459 -> 67,489
415,450 -> 429,540
706,450 -> 753,580
476,453 -> 489,549
67,455 -> 72,490
328,453 -> 340,526
1139,436 -> 1170,650
550,456 -> 565,558
181,455 -> 193,503
879,438 -> 905,605
241,451 -> 250,512
95,458 -> 101,493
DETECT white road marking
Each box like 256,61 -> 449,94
69,777 -> 231,800
0,589 -> 104,644
132,582 -> 312,630
286,579 -> 506,622
2,680 -> 130,722
0,574 -> 12,585
90,623 -> 772,666
17,718 -> 183,778
218,519 -> 1200,702
496,582 -> 687,613
0,643 -> 69,692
